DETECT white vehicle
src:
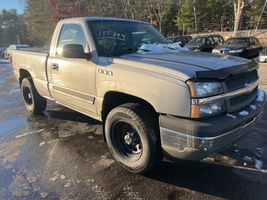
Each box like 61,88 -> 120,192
4,44 -> 30,60
259,48 -> 267,63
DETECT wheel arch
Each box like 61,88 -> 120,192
102,91 -> 157,122
19,68 -> 32,85
101,91 -> 159,141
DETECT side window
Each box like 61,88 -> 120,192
253,38 -> 260,45
206,37 -> 214,45
213,36 -> 223,45
250,38 -> 256,45
57,24 -> 87,55
213,37 -> 219,44
218,37 -> 224,44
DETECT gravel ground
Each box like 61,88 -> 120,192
0,60 -> 267,200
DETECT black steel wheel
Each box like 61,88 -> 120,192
21,78 -> 47,115
105,103 -> 162,174
111,121 -> 142,161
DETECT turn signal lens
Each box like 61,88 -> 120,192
191,101 -> 225,118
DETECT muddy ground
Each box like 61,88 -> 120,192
0,60 -> 267,200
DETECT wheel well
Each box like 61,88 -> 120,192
102,92 -> 157,122
101,92 -> 158,141
19,69 -> 31,85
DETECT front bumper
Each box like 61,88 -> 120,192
160,89 -> 266,160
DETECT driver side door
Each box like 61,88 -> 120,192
49,23 -> 97,116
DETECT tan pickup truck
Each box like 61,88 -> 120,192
12,17 -> 266,174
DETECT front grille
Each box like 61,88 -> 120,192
224,70 -> 258,112
228,87 -> 258,112
225,70 -> 258,92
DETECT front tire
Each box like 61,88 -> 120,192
105,103 -> 162,174
21,78 -> 47,115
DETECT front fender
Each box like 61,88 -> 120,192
96,64 -> 191,118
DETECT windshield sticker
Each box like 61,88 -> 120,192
62,29 -> 78,42
96,27 -> 126,41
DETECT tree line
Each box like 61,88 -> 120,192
1,0 -> 267,47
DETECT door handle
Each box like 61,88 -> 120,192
52,63 -> 59,70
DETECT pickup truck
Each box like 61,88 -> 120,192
12,17 -> 266,174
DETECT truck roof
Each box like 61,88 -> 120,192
59,16 -> 148,24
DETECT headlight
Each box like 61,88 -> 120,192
187,81 -> 224,98
191,101 -> 226,118
229,49 -> 243,54
187,81 -> 225,118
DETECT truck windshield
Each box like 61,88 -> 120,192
87,20 -> 168,57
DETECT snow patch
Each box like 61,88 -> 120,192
39,142 -> 46,147
249,104 -> 257,110
227,113 -> 237,119
256,89 -> 265,102
60,175 -> 66,180
239,111 -> 249,116
243,156 -> 253,163
138,43 -> 189,53
16,129 -> 45,139
255,159 -> 263,169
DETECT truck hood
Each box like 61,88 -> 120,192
110,51 -> 257,81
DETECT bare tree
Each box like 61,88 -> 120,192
233,0 -> 253,36
121,0 -> 136,19
148,0 -> 172,33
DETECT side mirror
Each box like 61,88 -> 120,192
62,44 -> 91,59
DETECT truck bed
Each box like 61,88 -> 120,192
17,47 -> 49,54
12,49 -> 51,99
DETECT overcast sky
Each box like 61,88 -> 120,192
0,0 -> 25,13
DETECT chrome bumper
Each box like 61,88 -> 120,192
160,89 -> 266,160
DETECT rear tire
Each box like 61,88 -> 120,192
21,78 -> 47,115
105,103 -> 162,174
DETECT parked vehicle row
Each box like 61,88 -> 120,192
212,37 -> 262,59
170,34 -> 263,59
3,36 -> 263,62
185,34 -> 224,53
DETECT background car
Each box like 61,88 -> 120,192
4,44 -> 30,60
0,47 -> 6,58
212,37 -> 262,59
168,35 -> 192,47
185,34 -> 224,52
259,47 -> 267,62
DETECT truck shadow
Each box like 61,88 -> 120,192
145,104 -> 267,199
146,159 -> 267,199
37,101 -> 267,200
43,107 -> 100,125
